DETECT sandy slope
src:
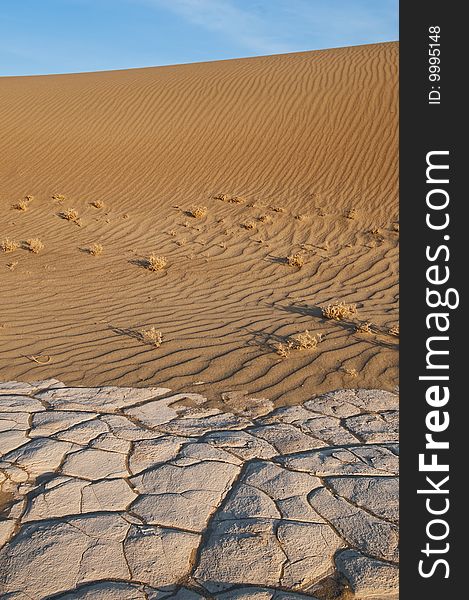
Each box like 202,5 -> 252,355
0,42 -> 398,404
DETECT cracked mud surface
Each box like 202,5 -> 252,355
0,381 -> 398,599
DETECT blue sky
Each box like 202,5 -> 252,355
0,0 -> 398,76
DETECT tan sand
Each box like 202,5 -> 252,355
0,42 -> 398,405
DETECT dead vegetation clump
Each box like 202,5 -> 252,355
274,330 -> 323,358
269,205 -> 285,213
345,208 -> 357,219
24,238 -> 44,254
286,253 -> 305,268
13,200 -> 28,211
188,205 -> 208,219
355,321 -> 374,335
241,220 -> 256,230
139,326 -> 163,347
389,324 -> 400,337
146,254 -> 168,272
291,330 -> 323,350
91,200 -> 105,209
13,195 -> 35,211
88,243 -> 103,256
1,239 -> 19,253
52,194 -> 66,202
257,214 -> 271,224
274,342 -> 292,358
322,301 -> 357,321
295,214 -> 308,221
343,367 -> 358,378
214,193 -> 246,204
60,208 -> 81,225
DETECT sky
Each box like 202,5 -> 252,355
0,0 -> 398,77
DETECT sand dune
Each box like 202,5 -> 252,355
0,42 -> 398,404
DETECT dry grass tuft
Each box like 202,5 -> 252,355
241,220 -> 256,230
343,367 -> 358,378
1,239 -> 19,253
345,208 -> 357,219
13,200 -> 28,211
91,200 -> 105,209
24,238 -> 44,254
295,214 -> 307,221
188,205 -> 208,219
322,301 -> 357,321
274,330 -> 323,358
389,324 -> 400,337
11,195 -> 33,210
355,321 -> 374,334
59,208 -> 81,225
52,194 -> 66,202
140,326 -> 163,347
286,253 -> 305,268
214,193 -> 246,204
269,205 -> 285,213
274,342 -> 292,358
291,330 -> 323,350
257,214 -> 271,224
88,243 -> 103,256
147,254 -> 168,271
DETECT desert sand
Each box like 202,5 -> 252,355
0,42 -> 398,404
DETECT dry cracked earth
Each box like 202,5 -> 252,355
0,380 -> 398,600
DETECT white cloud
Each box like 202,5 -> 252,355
141,0 -> 296,54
